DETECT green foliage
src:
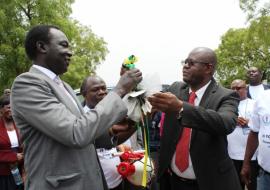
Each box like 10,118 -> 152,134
216,16 -> 270,86
239,0 -> 270,21
0,0 -> 108,93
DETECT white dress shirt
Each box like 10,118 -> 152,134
227,98 -> 257,160
171,81 -> 211,179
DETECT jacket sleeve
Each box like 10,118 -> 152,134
94,131 -> 114,149
11,73 -> 128,148
180,90 -> 239,136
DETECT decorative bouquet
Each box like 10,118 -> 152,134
121,55 -> 161,187
122,55 -> 162,123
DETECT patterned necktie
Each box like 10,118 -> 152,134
175,91 -> 196,172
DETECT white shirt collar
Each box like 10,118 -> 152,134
33,65 -> 57,81
83,105 -> 91,113
189,80 -> 211,104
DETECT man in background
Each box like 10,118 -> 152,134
246,66 -> 270,100
81,75 -> 137,190
227,79 -> 257,190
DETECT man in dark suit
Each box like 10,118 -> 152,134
148,47 -> 242,190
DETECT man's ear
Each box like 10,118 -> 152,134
205,64 -> 214,75
36,41 -> 47,54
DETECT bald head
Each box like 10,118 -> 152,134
190,47 -> 217,68
231,79 -> 247,100
183,47 -> 217,91
80,75 -> 107,108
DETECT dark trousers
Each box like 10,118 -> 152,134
0,175 -> 17,190
160,171 -> 198,190
149,150 -> 160,190
123,179 -> 149,190
232,159 -> 258,190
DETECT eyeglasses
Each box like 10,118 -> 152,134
181,58 -> 209,67
231,86 -> 246,91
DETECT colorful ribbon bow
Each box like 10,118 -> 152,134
123,55 -> 138,69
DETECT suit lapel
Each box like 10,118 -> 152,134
190,79 -> 217,145
63,82 -> 84,114
29,66 -> 82,116
199,79 -> 217,108
179,85 -> 189,102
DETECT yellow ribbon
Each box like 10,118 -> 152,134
141,116 -> 148,187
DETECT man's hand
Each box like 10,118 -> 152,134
148,92 -> 183,113
117,144 -> 133,152
237,117 -> 249,127
109,119 -> 137,144
109,124 -> 130,136
114,68 -> 142,97
240,162 -> 251,186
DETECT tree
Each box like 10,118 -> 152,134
239,0 -> 270,21
215,28 -> 249,87
0,0 -> 108,92
216,17 -> 270,86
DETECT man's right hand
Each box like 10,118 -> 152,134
237,117 -> 249,127
114,68 -> 142,97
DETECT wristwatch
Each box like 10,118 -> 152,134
109,128 -> 118,146
176,107 -> 184,119
110,135 -> 118,146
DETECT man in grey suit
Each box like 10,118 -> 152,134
10,25 -> 142,190
148,47 -> 242,190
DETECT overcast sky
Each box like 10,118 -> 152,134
71,0 -> 247,86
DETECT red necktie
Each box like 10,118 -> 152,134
175,91 -> 196,172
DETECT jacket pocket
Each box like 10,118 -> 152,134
46,172 -> 81,188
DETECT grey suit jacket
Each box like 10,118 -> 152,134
11,66 -> 127,190
159,80 -> 242,190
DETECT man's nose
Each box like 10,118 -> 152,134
66,49 -> 73,57
99,89 -> 106,93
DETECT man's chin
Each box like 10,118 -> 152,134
183,78 -> 190,84
6,116 -> 13,121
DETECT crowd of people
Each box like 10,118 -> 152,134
0,24 -> 269,190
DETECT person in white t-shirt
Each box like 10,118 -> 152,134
81,75 -> 137,190
246,66 -> 270,100
228,79 -> 257,190
241,89 -> 270,190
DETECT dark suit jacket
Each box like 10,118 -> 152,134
247,84 -> 270,99
158,79 -> 242,190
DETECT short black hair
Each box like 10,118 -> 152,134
0,95 -> 10,108
24,24 -> 60,60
